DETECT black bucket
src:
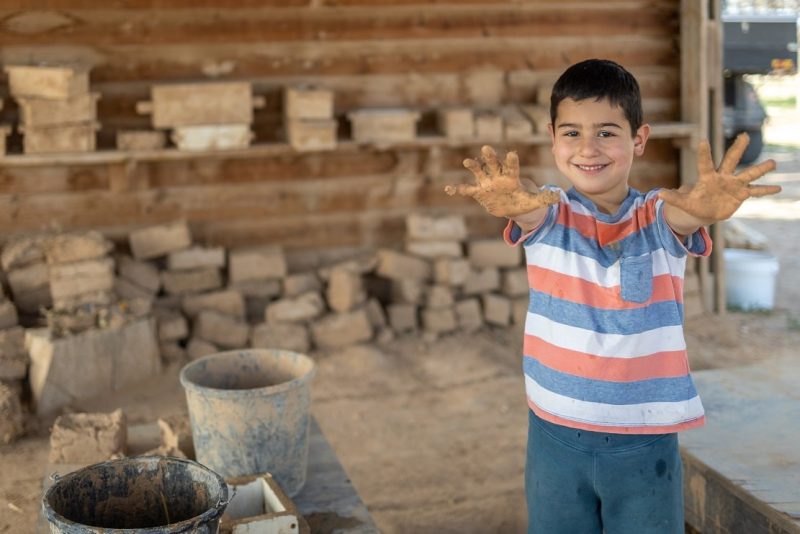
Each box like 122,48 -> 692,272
42,456 -> 230,533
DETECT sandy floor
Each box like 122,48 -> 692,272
2,147 -> 798,533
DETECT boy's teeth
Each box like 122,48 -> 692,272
578,164 -> 605,171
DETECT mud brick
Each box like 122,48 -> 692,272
475,112 -> 503,142
1,235 -> 45,271
158,414 -> 194,458
171,123 -> 253,151
391,279 -> 424,305
187,338 -> 218,360
229,279 -> 282,299
193,310 -> 249,349
117,255 -> 161,294
0,300 -> 18,329
286,119 -> 337,151
283,272 -> 322,297
348,109 -> 420,144
364,298 -> 387,329
326,268 -> 366,313
42,231 -> 112,264
116,130 -> 166,151
0,327 -> 27,381
156,311 -> 189,341
426,285 -> 455,309
159,341 -> 187,363
388,304 -> 417,332
28,318 -> 160,415
502,106 -> 534,140
49,410 -> 127,464
251,322 -> 310,353
161,267 -> 223,295
114,277 -> 155,302
502,268 -> 530,297
154,294 -> 183,312
405,240 -> 463,259
465,68 -> 505,107
181,290 -> 245,320
311,309 -> 372,349
265,291 -> 325,324
168,246 -> 226,271
434,258 -> 471,287
437,108 -> 474,141
8,261 -> 49,296
229,246 -> 287,283
469,240 -> 521,268
406,214 -> 468,242
483,293 -> 511,326
536,85 -> 552,106
376,249 -> 431,281
0,383 -> 24,445
142,81 -> 257,128
422,307 -> 457,334
455,298 -> 483,332
284,86 -> 334,119
49,258 -> 115,301
462,267 -> 500,295
520,105 -> 551,134
129,222 -> 192,260
5,64 -> 89,100
512,298 -> 529,327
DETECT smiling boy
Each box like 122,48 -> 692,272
446,59 -> 780,533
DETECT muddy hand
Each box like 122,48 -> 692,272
658,134 -> 781,222
444,145 -> 560,218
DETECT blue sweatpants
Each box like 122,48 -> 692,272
525,409 -> 684,534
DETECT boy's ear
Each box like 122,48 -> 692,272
634,123 -> 650,156
547,122 -> 555,145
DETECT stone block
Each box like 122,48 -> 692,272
462,267 -> 500,295
468,239 -> 521,268
156,311 -> 189,341
326,268 -> 365,313
27,318 -> 161,415
364,298 -> 387,329
426,285 -> 455,309
228,279 -> 282,299
0,300 -> 18,329
390,279 -> 424,305
167,246 -> 226,271
455,298 -> 483,332
0,327 -> 28,381
265,292 -> 325,324
53,290 -> 114,312
483,293 -> 511,326
159,341 -> 187,363
158,414 -> 194,458
115,277 -> 156,302
229,246 -> 287,283
388,304 -> 417,333
434,258 -> 471,287
42,231 -> 112,264
502,268 -> 530,297
50,258 -> 115,301
317,253 -> 378,281
283,272 -> 322,297
0,383 -> 24,445
129,221 -> 192,260
49,410 -> 127,464
406,214 -> 468,242
512,298 -> 529,327
376,249 -> 431,281
182,290 -> 245,320
422,307 -> 457,334
193,310 -> 249,349
8,261 -> 49,297
251,323 -> 310,353
117,255 -> 161,294
311,309 -> 372,349
161,267 -> 223,295
187,338 -> 218,360
1,234 -> 45,271
405,240 -> 463,259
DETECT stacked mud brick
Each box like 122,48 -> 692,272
284,86 -> 337,152
348,108 -> 421,146
4,64 -> 99,154
136,81 -> 263,151
0,286 -> 25,444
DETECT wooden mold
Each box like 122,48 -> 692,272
4,65 -> 90,100
348,109 -> 421,145
21,122 -> 99,154
16,92 -> 100,127
137,82 -> 265,128
221,472 -> 309,534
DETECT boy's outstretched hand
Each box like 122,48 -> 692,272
445,145 -> 560,218
659,133 -> 781,225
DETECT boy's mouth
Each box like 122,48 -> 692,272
573,163 -> 609,173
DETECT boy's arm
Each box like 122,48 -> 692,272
444,145 -> 559,232
660,134 -> 780,237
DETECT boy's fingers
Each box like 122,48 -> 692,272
444,183 -> 481,197
463,158 -> 489,185
505,150 -> 520,177
736,159 -> 777,182
481,145 -> 502,177
697,140 -> 716,178
719,133 -> 749,174
747,184 -> 783,197
658,188 -> 686,207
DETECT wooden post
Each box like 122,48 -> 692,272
708,0 -> 726,314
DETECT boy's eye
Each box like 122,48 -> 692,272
563,131 -> 579,137
597,130 -> 616,138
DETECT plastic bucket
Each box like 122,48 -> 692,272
42,455 -> 229,533
723,248 -> 780,310
179,349 -> 316,497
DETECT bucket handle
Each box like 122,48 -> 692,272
49,472 -> 61,482
218,483 -> 237,507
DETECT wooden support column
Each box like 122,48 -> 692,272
708,0 -> 726,314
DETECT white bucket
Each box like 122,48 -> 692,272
723,248 -> 780,310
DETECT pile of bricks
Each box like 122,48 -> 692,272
4,64 -> 99,154
284,86 -> 337,152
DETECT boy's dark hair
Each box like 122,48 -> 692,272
550,59 -> 643,136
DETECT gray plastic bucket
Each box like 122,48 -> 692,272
42,455 -> 229,533
179,349 -> 316,497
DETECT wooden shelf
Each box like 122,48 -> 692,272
0,121 -> 698,168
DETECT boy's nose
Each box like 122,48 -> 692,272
578,137 -> 600,156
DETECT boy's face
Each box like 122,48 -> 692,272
548,98 -> 649,207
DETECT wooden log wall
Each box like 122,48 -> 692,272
0,1 -> 683,250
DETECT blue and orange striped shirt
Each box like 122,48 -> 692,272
504,186 -> 712,434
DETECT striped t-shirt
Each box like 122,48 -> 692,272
504,186 -> 712,434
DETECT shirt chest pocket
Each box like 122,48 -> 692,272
620,255 -> 653,303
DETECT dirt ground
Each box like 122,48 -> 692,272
2,141 -> 799,533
